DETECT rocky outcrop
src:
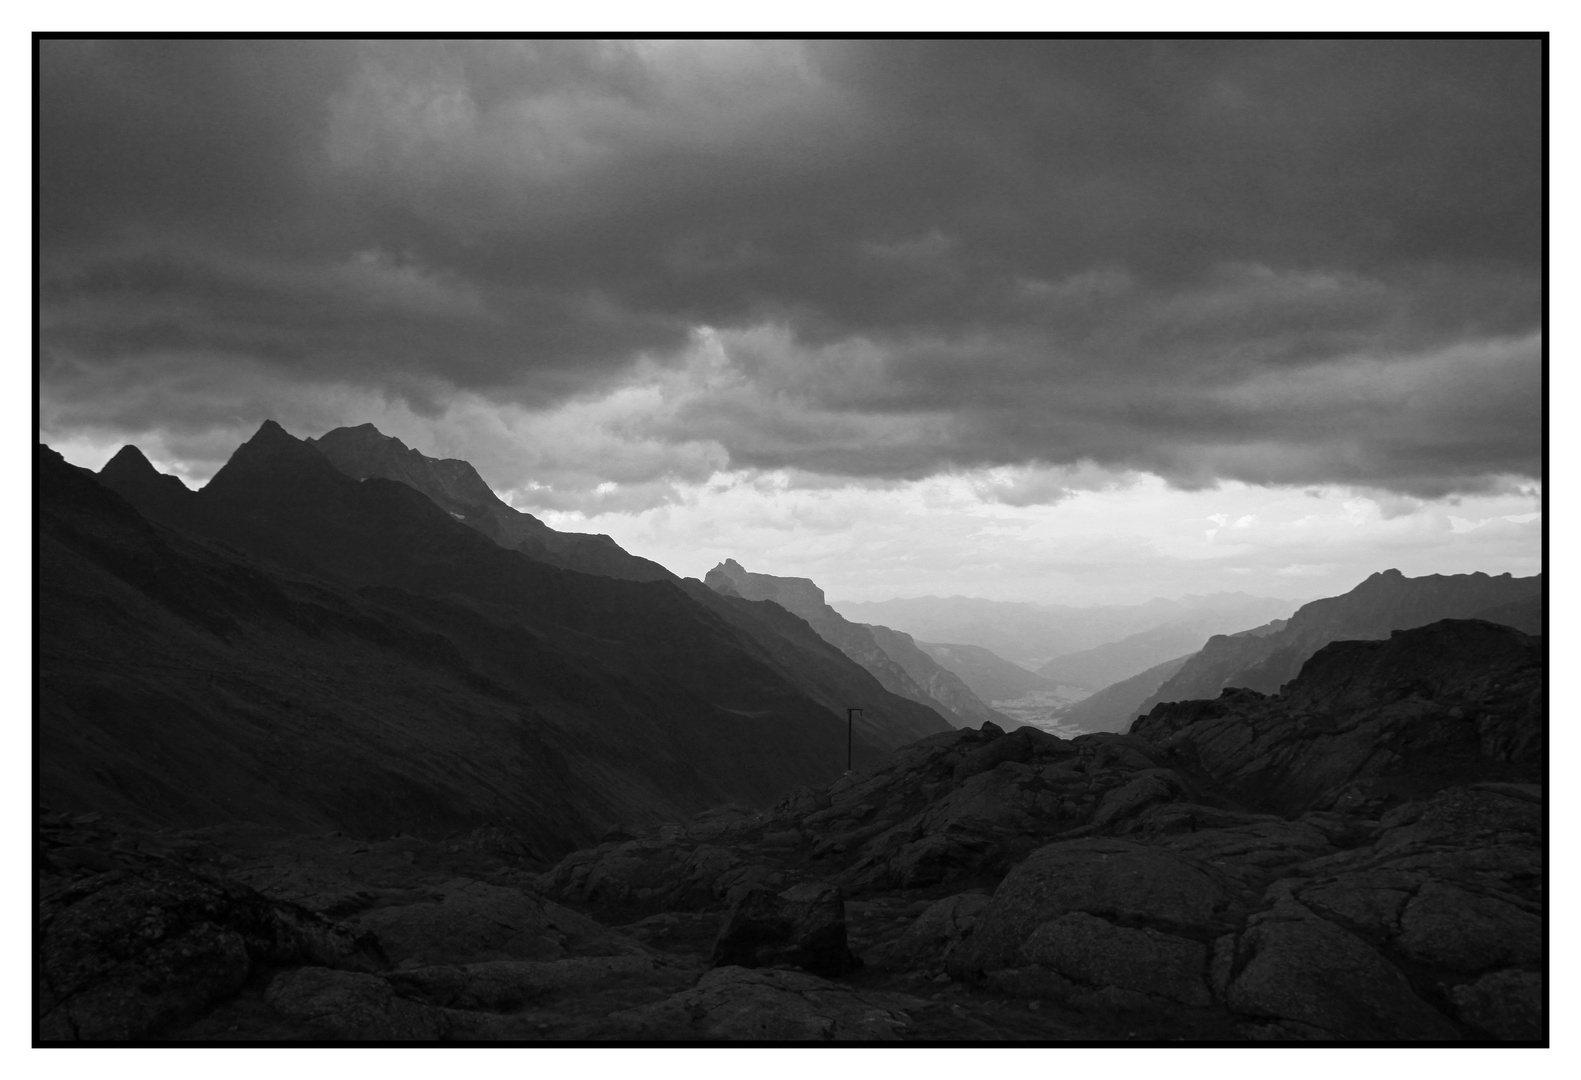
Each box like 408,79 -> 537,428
37,581 -> 1545,1042
596,966 -> 925,1040
706,559 -> 1006,728
1132,619 -> 1543,813
531,618 -> 1543,1042
710,882 -> 859,976
37,864 -> 384,1041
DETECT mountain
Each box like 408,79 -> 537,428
48,424 -> 952,857
706,559 -> 1005,729
101,425 -> 951,756
1131,618 -> 1543,811
914,641 -> 1060,704
308,423 -> 673,583
307,424 -> 949,745
1036,602 -> 1295,689
96,443 -> 197,526
1053,652 -> 1195,733
834,592 -> 1303,670
1137,568 -> 1544,718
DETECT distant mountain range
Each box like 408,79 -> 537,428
1035,600 -> 1297,689
833,591 -> 1304,670
1053,652 -> 1196,733
40,423 -> 1547,1045
48,422 -> 949,859
705,559 -> 1005,729
913,641 -> 1061,704
1140,568 -> 1543,711
1042,568 -> 1542,735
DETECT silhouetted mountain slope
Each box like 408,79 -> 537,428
309,423 -> 673,583
1055,652 -> 1195,733
97,444 -> 196,527
705,559 -> 1001,728
676,583 -> 951,750
39,427 -> 965,857
1036,604 -> 1293,689
97,425 -> 948,756
914,641 -> 1057,704
865,624 -> 1006,729
40,465 -> 1547,1045
1139,569 -> 1543,716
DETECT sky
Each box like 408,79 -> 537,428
36,38 -> 1545,605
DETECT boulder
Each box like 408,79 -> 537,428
599,966 -> 923,1040
710,883 -> 859,976
877,891 -> 991,971
949,837 -> 1244,1008
1021,911 -> 1211,1007
388,955 -> 668,1012
37,866 -> 382,1042
1448,969 -> 1544,1042
1223,908 -> 1460,1040
350,880 -> 570,966
264,967 -> 451,1040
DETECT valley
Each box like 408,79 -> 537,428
35,422 -> 1546,1044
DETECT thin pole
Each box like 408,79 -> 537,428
846,708 -> 862,772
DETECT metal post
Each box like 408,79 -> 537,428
846,708 -> 862,773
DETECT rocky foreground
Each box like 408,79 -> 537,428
37,618 -> 1543,1043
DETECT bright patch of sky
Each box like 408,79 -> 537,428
523,468 -> 1540,606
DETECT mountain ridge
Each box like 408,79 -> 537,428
308,423 -> 674,583
1135,567 -> 1543,722
51,424 -> 953,853
706,559 -> 1005,729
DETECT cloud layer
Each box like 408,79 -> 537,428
40,39 -> 1542,503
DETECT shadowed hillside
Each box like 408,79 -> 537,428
46,427 -> 956,857
706,559 -> 1003,729
1136,569 -> 1543,721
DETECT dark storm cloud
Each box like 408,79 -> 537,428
38,38 -> 1542,496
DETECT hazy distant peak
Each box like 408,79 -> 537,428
705,560 -> 827,611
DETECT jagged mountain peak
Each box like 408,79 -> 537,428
99,444 -> 193,492
100,443 -> 159,477
95,443 -> 196,525
304,422 -> 674,583
203,419 -> 343,494
311,423 -> 500,508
